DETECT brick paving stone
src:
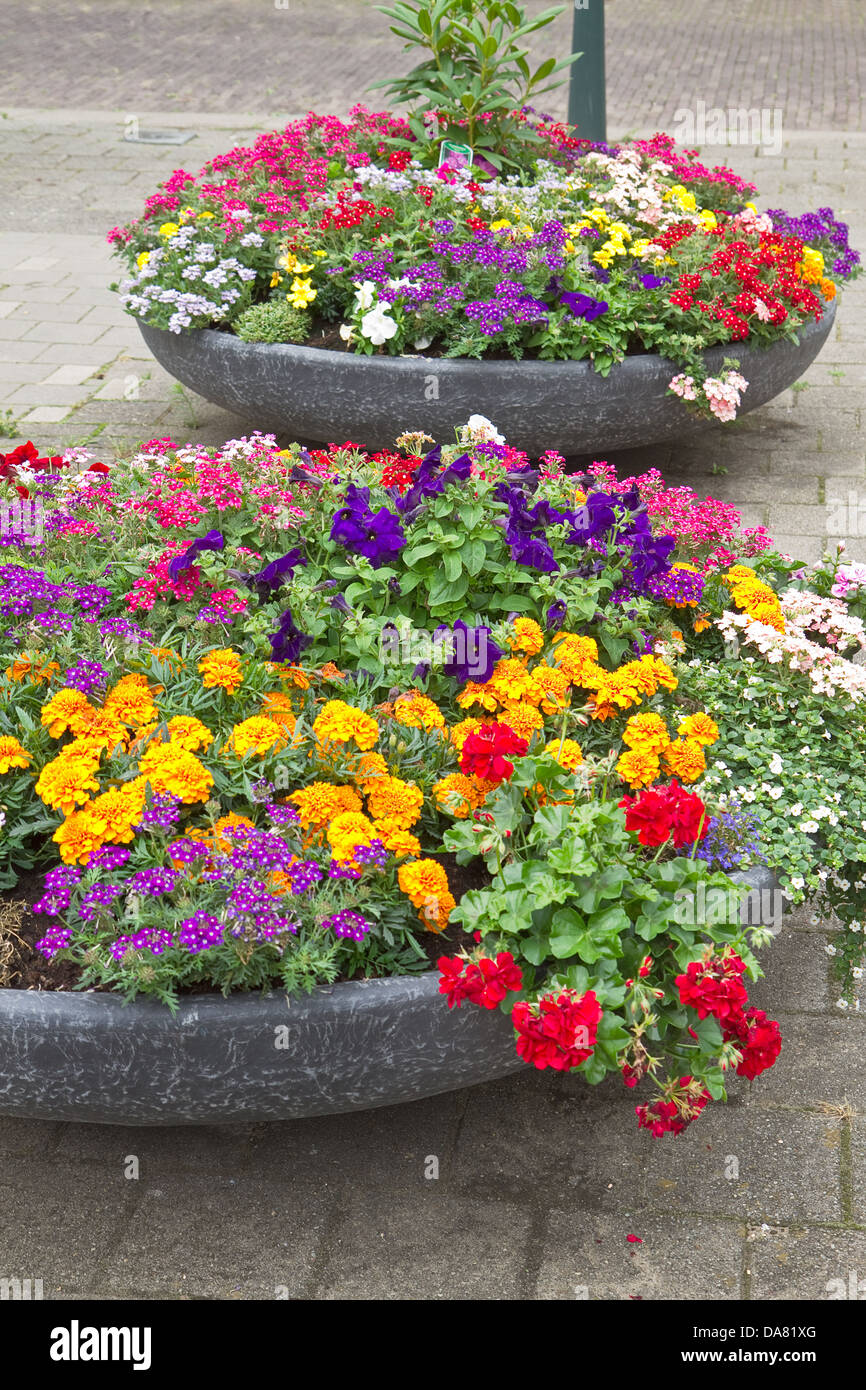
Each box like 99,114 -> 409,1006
745,1226 -> 866,1301
535,1211 -> 744,1301
318,1189 -> 533,1300
101,1174 -> 335,1299
644,1108 -> 843,1224
743,1015 -> 865,1110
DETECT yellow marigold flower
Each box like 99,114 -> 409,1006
35,753 -> 101,816
432,773 -> 487,819
378,828 -> 421,858
397,858 -> 455,932
677,713 -> 719,746
136,251 -> 151,269
365,775 -> 423,830
449,717 -> 482,750
508,617 -> 545,657
160,716 -> 214,752
139,746 -> 214,804
228,716 -> 287,758
327,811 -> 377,856
541,737 -> 583,772
0,736 -> 31,775
313,700 -> 379,750
86,787 -> 140,845
488,657 -> 538,705
694,612 -> 712,634
530,664 -> 572,714
53,809 -> 107,865
550,632 -> 599,683
67,706 -> 128,751
723,565 -> 757,583
290,781 -> 362,829
456,680 -> 499,713
616,748 -> 661,789
158,222 -> 179,238
662,737 -> 706,783
198,648 -> 244,694
392,691 -> 445,731
498,703 -> 544,741
41,687 -> 93,739
103,676 -> 159,728
622,712 -> 670,755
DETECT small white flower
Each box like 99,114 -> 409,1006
463,414 -> 506,444
353,280 -> 378,312
790,875 -> 805,890
790,803 -> 803,817
339,322 -> 356,344
825,943 -> 837,956
852,967 -> 864,980
768,753 -> 784,775
836,998 -> 849,1010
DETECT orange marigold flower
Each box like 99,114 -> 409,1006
290,781 -> 363,829
260,691 -> 297,733
662,737 -> 706,783
378,828 -> 422,858
313,700 -> 379,750
349,750 -> 389,792
198,648 -> 244,694
86,787 -> 141,844
497,702 -> 544,741
6,656 -> 60,685
365,775 -> 424,830
622,712 -> 670,755
0,736 -> 31,775
163,715 -> 214,752
448,717 -> 482,750
530,663 -> 572,713
677,712 -> 719,746
507,617 -> 545,657
616,748 -> 661,789
456,681 -> 500,713
318,661 -> 345,682
487,657 -> 538,705
40,687 -> 92,739
227,716 -> 287,758
392,691 -> 446,731
327,810 -> 377,857
542,737 -> 583,772
397,858 -> 455,932
550,632 -> 600,683
432,773 -> 487,819
693,612 -> 712,634
53,809 -> 107,866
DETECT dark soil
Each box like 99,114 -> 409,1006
0,851 -> 492,994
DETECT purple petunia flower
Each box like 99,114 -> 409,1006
330,483 -> 406,568
268,607 -> 313,663
167,529 -> 225,581
560,291 -> 609,322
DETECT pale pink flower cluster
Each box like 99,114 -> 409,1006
780,587 -> 866,653
716,594 -> 866,703
730,207 -> 774,236
703,370 -> 748,422
669,373 -> 698,401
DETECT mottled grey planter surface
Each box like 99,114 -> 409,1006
0,972 -> 521,1126
139,301 -> 836,454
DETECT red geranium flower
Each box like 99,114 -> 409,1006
437,951 -> 523,1010
460,721 -> 527,784
676,953 -> 749,1024
619,780 -> 708,849
511,989 -> 601,1071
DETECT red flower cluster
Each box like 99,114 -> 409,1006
676,952 -> 782,1080
318,189 -> 394,231
636,1076 -> 712,1137
376,451 -> 420,493
511,989 -> 602,1071
437,951 -> 523,1010
676,953 -> 749,1025
619,780 -> 708,849
460,721 -> 528,785
0,441 -> 109,498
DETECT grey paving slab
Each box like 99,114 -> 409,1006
746,1226 -> 866,1301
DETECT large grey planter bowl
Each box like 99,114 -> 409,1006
139,301 -> 836,454
0,973 -> 521,1126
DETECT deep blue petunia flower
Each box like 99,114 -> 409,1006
545,600 -> 568,631
246,547 -> 307,594
433,619 -> 504,684
638,273 -> 672,289
268,608 -> 313,664
560,291 -> 609,322
167,529 -> 225,582
331,483 -> 406,568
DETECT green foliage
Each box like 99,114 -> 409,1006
234,300 -> 312,345
369,0 -> 580,166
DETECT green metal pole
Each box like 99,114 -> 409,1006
568,0 -> 606,143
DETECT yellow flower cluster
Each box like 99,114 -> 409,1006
227,716 -> 287,758
397,859 -> 456,933
723,566 -> 785,633
313,700 -> 379,750
615,709 -> 718,789
198,648 -> 244,694
0,736 -> 31,775
138,743 -> 215,804
365,774 -> 424,833
392,691 -> 445,732
53,779 -> 148,865
432,772 -> 488,819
